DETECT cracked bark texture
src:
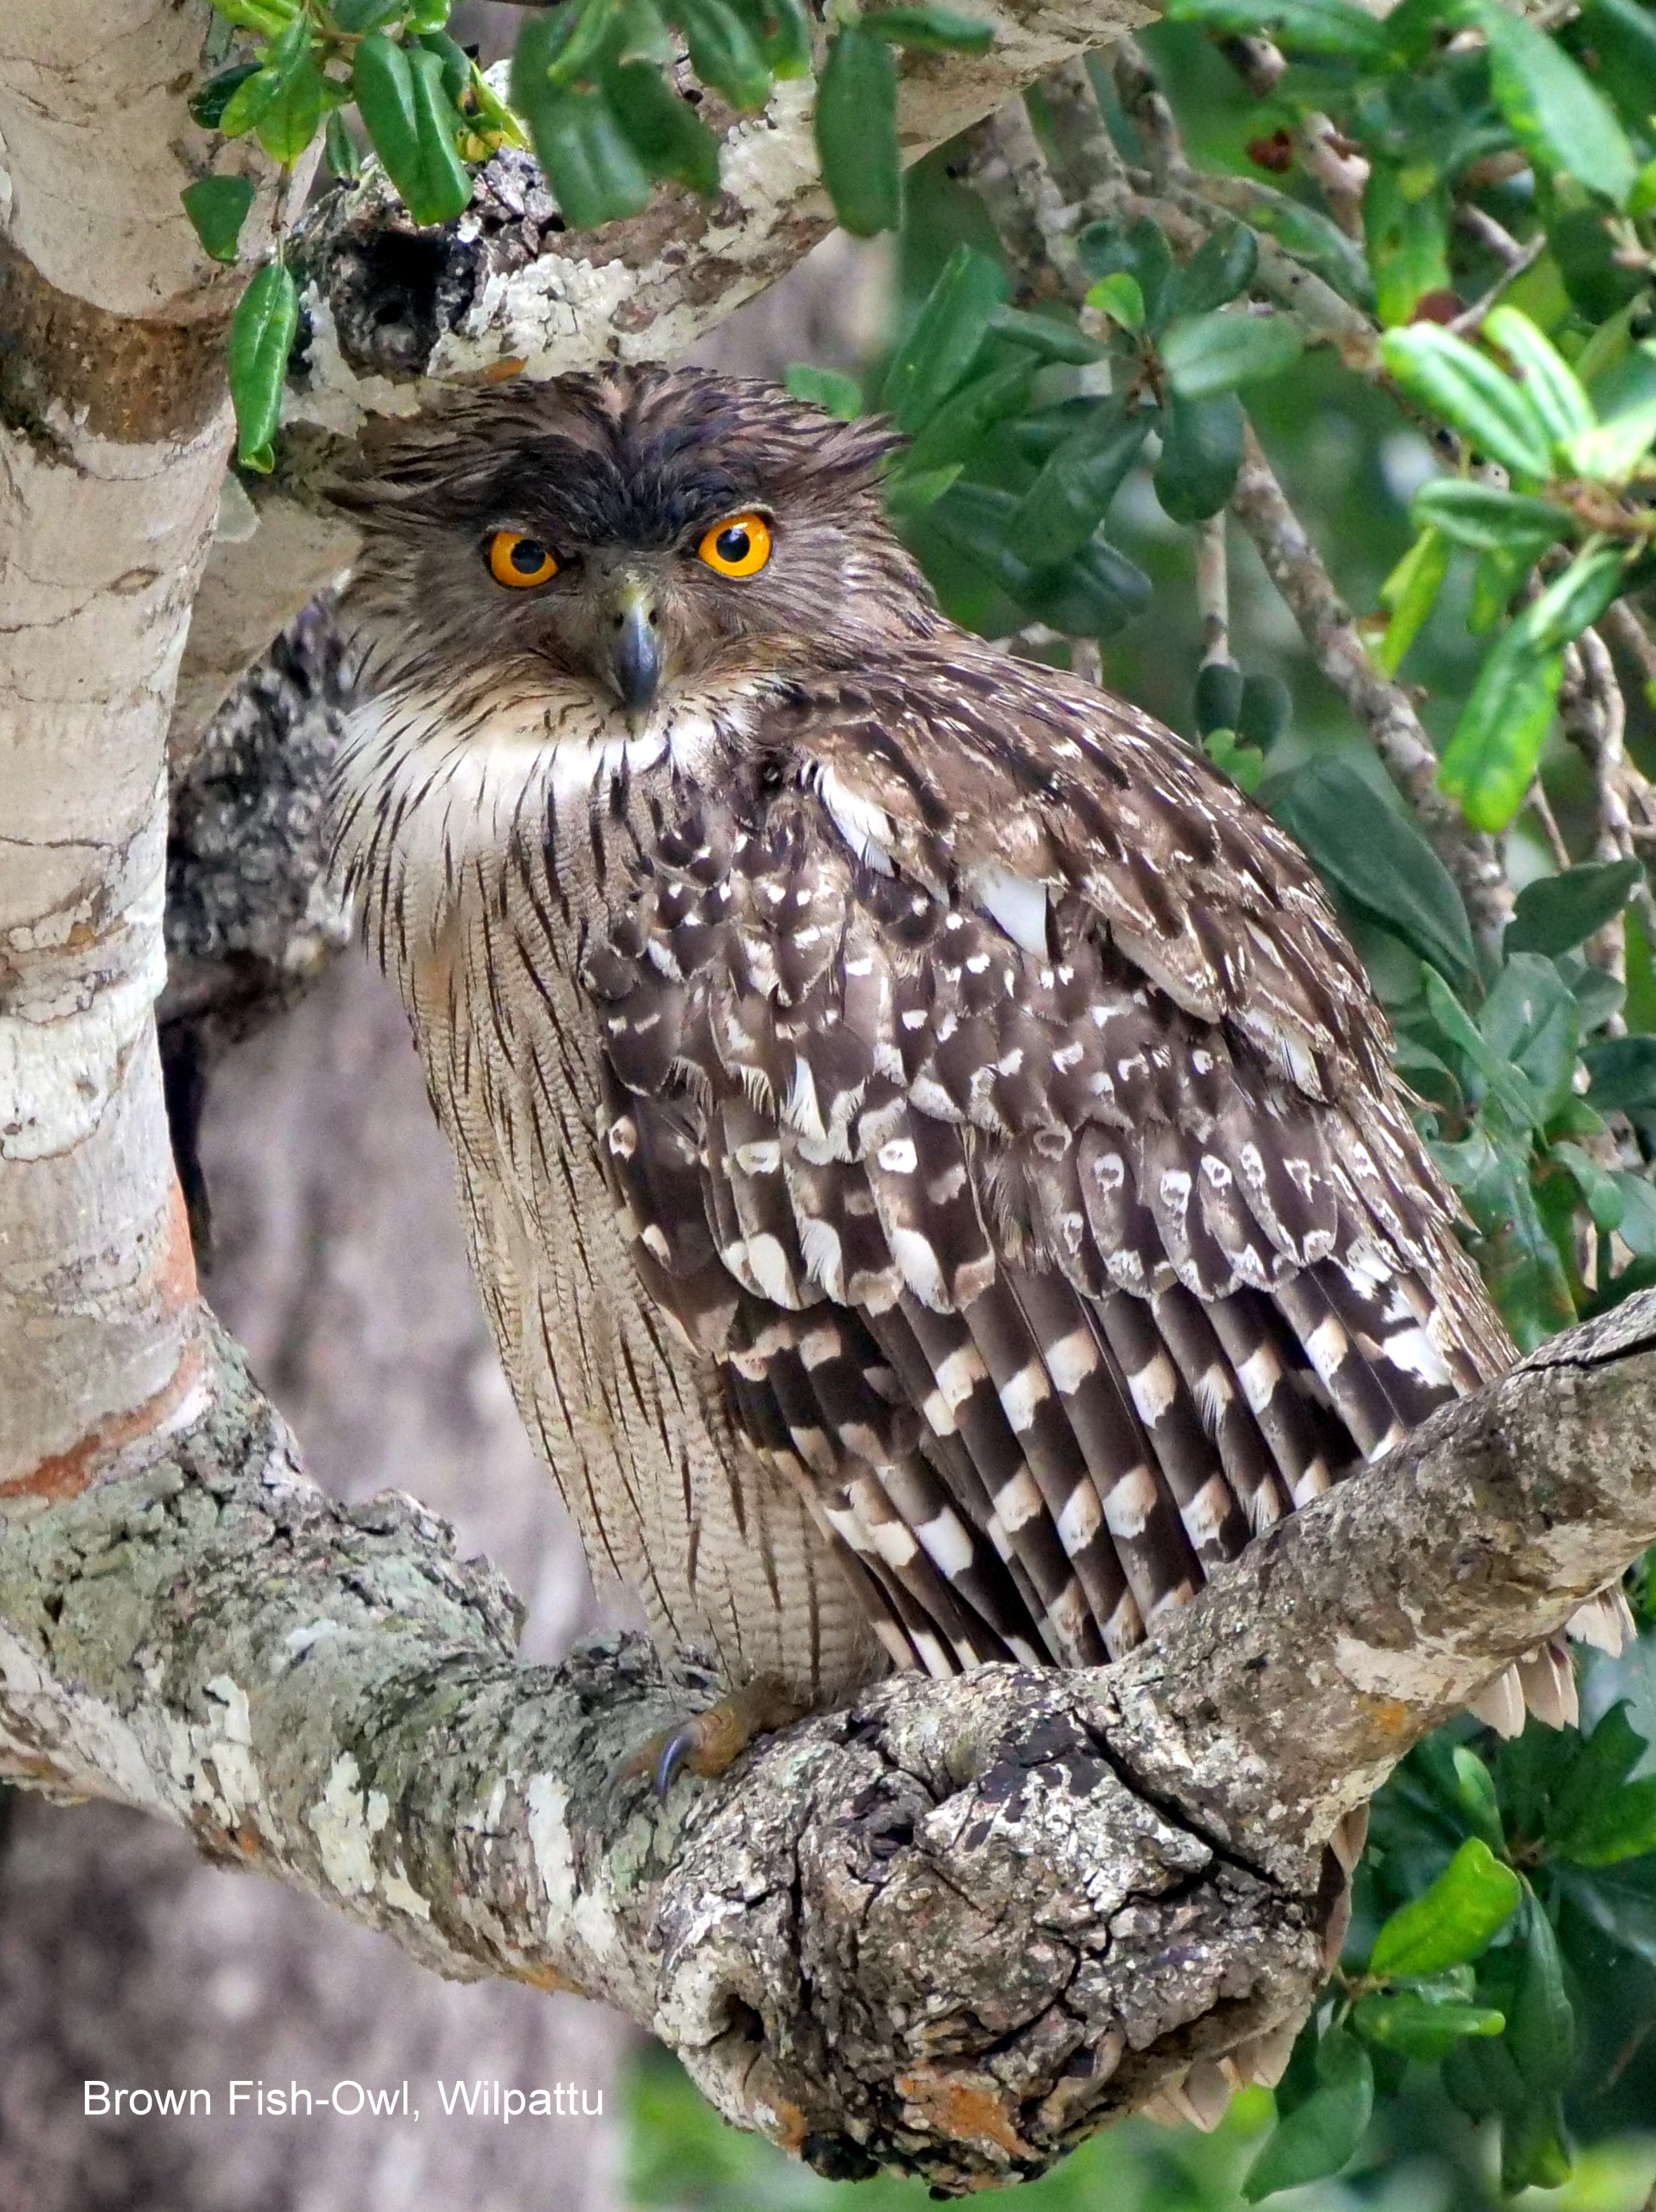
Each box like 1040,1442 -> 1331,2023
2,1296 -> 1655,2191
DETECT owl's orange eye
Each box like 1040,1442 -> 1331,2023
487,531 -> 559,588
697,512 -> 772,577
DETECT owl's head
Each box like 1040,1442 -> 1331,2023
338,367 -> 942,721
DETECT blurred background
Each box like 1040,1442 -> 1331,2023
9,11 -> 1656,2209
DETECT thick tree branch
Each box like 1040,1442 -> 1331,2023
0,1303 -> 1653,2189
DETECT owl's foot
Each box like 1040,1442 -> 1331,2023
620,1675 -> 803,1797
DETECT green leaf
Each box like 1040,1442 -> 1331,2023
1193,661 -> 1244,738
783,363 -> 863,420
1378,324 -> 1553,482
1480,953 -> 1582,1122
1274,759 -> 1476,987
1077,218 -> 1175,331
1351,1992 -> 1505,2063
1453,1745 -> 1507,1855
882,462 -> 962,517
1438,624 -> 1564,834
1237,673 -> 1291,751
206,0 -> 297,30
1154,389 -> 1244,524
1501,2094 -> 1573,2195
1241,2031 -> 1372,2203
732,0 -> 812,75
988,306 -> 1105,365
324,107 -> 361,180
1369,1838 -> 1524,1978
1164,0 -> 1390,64
1580,0 -> 1656,124
1409,478 -> 1574,558
1509,1890 -> 1575,2091
511,25 -> 652,227
881,244 -> 1007,430
190,63 -> 261,130
925,483 -> 1149,635
227,259 -> 299,474
1553,1140 -> 1627,1233
355,33 -> 474,224
1085,272 -> 1145,333
815,24 -> 900,238
1160,310 -> 1302,399
331,0 -> 406,27
669,0 -> 772,110
1205,730 -> 1264,792
1476,0 -> 1635,208
1470,540 -> 1538,635
250,44 -> 323,166
1004,404 -> 1151,566
1165,223 -> 1258,321
862,2 -> 992,51
1507,859 -> 1643,958
181,174 -> 256,264
1375,526 -> 1450,676
1553,1773 -> 1656,1862
1364,158 -> 1450,330
605,58 -> 721,195
1583,1034 -> 1656,1109
902,362 -> 1038,474
1547,1704 -> 1656,1862
1484,306 -> 1593,448
1523,541 -> 1630,653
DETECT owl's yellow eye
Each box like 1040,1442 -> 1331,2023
697,512 -> 772,577
487,531 -> 559,588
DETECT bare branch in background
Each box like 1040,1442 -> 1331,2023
1196,517 -> 1230,669
1229,427 -> 1514,949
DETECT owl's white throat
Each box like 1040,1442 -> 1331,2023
332,682 -> 759,948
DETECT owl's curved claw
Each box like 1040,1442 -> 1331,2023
653,1722 -> 702,1797
615,1677 -> 802,1797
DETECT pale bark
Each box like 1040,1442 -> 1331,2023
1,1298 -> 1653,2190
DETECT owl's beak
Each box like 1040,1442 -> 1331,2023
607,578 -> 663,716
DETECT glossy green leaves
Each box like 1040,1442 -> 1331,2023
181,175 -> 257,264
1370,1840 -> 1523,1979
815,26 -> 900,238
354,33 -> 472,224
227,259 -> 299,473
1242,2030 -> 1372,2202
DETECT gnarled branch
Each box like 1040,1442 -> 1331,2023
2,1303 -> 1653,2190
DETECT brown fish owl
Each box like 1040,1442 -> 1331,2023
332,365 -> 1572,1784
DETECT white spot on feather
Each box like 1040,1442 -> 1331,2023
971,863 -> 1049,957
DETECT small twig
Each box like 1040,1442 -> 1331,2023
1561,626 -> 1646,1014
965,100 -> 1082,296
1196,516 -> 1231,668
1217,32 -> 1286,99
1529,779 -> 1573,873
1111,36 -> 1187,189
1039,55 -> 1131,212
1299,114 -> 1367,241
1453,200 -> 1528,270
1071,638 -> 1103,686
1449,230 -> 1548,335
1229,421 -> 1514,953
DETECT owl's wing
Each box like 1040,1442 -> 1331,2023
585,650 -> 1516,1677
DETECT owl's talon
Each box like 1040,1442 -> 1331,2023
618,1677 -> 801,1796
654,1722 -> 702,1797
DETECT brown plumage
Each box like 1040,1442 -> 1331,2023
330,366 -> 1602,1745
